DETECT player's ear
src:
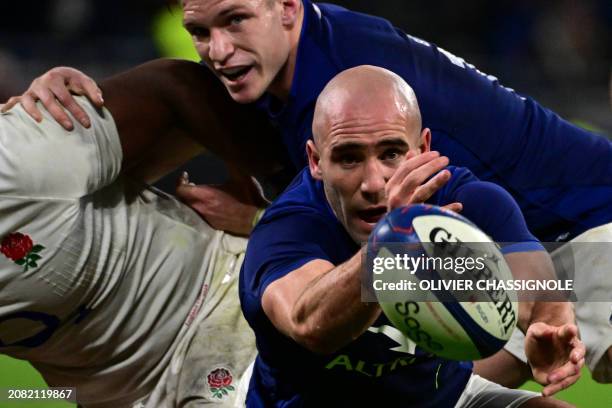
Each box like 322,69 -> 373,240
280,0 -> 301,27
306,139 -> 323,180
419,128 -> 432,153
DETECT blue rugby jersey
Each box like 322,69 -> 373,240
256,0 -> 612,241
240,166 -> 542,407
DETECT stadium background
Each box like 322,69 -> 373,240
0,0 -> 610,406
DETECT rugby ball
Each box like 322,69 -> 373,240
367,204 -> 518,360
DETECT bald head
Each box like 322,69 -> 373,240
312,65 -> 422,146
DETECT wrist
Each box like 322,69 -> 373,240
529,302 -> 574,327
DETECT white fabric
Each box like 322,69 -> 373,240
0,100 -> 252,406
504,223 -> 612,383
454,374 -> 538,408
139,234 -> 256,408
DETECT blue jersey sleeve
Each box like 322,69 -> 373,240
242,210 -> 347,302
452,179 -> 544,254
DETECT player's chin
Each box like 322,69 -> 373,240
224,76 -> 266,104
351,218 -> 376,243
226,87 -> 260,104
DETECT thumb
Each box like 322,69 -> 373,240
558,324 -> 579,343
176,171 -> 197,199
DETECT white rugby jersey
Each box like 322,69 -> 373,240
0,99 -> 223,407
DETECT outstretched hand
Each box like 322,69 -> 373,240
1,67 -> 103,130
525,322 -> 585,397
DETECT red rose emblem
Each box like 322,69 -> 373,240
207,368 -> 233,388
1,232 -> 33,261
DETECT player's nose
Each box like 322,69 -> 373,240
360,160 -> 386,201
208,29 -> 234,63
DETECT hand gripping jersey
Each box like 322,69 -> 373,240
240,167 -> 542,407
256,0 -> 612,242
0,101 -> 225,407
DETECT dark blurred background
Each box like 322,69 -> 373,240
1,0 -> 610,187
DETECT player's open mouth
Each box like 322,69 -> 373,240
218,66 -> 252,83
357,206 -> 387,224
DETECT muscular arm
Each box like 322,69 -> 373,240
505,251 -> 574,333
262,250 -> 381,355
99,58 -> 283,182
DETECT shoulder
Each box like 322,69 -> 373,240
249,169 -> 346,259
315,2 -> 415,64
0,99 -> 122,199
436,167 -> 539,245
440,166 -> 517,217
260,168 -> 334,223
242,169 -> 353,297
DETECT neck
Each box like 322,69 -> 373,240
267,2 -> 304,102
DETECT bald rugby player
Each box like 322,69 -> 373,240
241,65 -> 582,408
0,59 -> 281,407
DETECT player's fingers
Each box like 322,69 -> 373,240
76,77 -> 104,107
403,156 -> 450,191
176,183 -> 195,198
389,155 -> 448,202
570,341 -> 586,363
36,88 -> 74,130
542,369 -> 581,397
410,168 -> 451,203
558,324 -> 579,343
404,150 -> 417,160
527,322 -> 553,339
565,332 -> 586,364
548,358 -> 581,384
176,171 -> 190,188
20,93 -> 44,123
1,96 -> 20,113
50,83 -> 91,128
442,202 -> 463,213
389,151 -> 440,186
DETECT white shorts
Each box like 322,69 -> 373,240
135,233 -> 257,407
455,374 -> 538,408
504,223 -> 612,383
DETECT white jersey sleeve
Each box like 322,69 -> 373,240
0,97 -> 122,198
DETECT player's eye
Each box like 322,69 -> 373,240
381,148 -> 404,162
229,14 -> 247,26
339,154 -> 361,167
189,26 -> 210,39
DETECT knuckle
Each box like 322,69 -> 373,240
56,92 -> 71,104
38,93 -> 54,104
46,71 -> 59,82
23,90 -> 36,100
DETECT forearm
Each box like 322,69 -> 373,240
505,252 -> 575,332
100,58 -> 283,178
291,249 -> 381,354
528,302 -> 575,327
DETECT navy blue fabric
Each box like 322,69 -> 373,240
256,0 -> 612,242
240,166 -> 541,407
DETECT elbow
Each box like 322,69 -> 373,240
289,306 -> 343,355
291,322 -> 342,355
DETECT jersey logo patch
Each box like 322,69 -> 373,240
207,367 -> 235,400
1,232 -> 45,272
